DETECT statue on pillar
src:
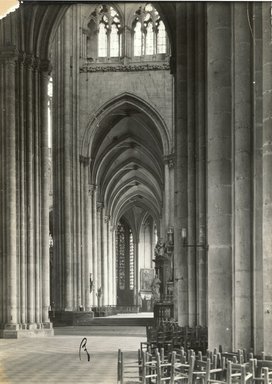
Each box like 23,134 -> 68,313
154,238 -> 165,259
151,275 -> 161,302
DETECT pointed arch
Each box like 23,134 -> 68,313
81,92 -> 171,158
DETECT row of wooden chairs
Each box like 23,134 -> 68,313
117,346 -> 272,384
143,324 -> 208,355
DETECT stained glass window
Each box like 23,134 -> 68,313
129,230 -> 134,290
116,220 -> 135,291
117,223 -> 126,290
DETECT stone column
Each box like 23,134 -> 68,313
103,214 -> 109,305
79,157 -> 91,310
88,184 -> 95,308
92,189 -> 98,306
96,202 -> 103,301
112,226 -> 117,305
40,60 -> 52,325
164,162 -> 170,232
252,2 -> 264,354
195,2 -> 207,327
175,2 -> 189,324
206,2 -> 233,350
107,218 -> 113,305
232,3 -> 252,350
187,5 -> 197,326
262,2 -> 272,354
85,181 -> 93,311
34,60 -> 41,325
0,60 -> 4,327
4,56 -> 17,328
63,14 -> 73,312
25,55 -> 35,326
18,55 -> 27,325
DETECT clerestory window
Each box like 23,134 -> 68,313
86,5 -> 122,60
133,3 -> 167,57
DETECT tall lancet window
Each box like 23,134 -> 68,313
134,21 -> 142,56
157,20 -> 166,54
110,24 -> 119,57
98,20 -> 107,57
145,22 -> 154,55
116,219 -> 135,306
133,3 -> 168,57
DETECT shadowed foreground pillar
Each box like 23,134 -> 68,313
206,3 -> 232,351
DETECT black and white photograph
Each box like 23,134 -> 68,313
0,0 -> 272,382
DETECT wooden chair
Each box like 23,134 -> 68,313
252,359 -> 272,384
226,360 -> 253,384
117,348 -> 158,384
171,352 -> 195,384
193,357 -> 224,384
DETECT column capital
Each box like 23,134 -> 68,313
39,59 -> 52,74
97,202 -> 104,212
0,46 -> 18,63
24,54 -> 35,69
88,184 -> 96,197
164,152 -> 176,169
79,155 -> 91,166
104,215 -> 110,223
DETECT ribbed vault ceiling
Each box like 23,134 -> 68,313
90,102 -> 165,231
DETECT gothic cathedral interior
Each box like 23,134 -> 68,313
0,1 -> 272,356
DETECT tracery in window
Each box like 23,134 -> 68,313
133,3 -> 167,57
88,5 -> 122,59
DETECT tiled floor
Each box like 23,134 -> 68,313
0,314 -> 152,384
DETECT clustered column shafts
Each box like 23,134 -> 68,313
107,221 -> 113,305
0,46 -> 53,336
175,2 -> 189,325
5,57 -> 17,327
84,174 -> 92,311
175,2 -> 208,328
40,61 -> 51,325
63,13 -> 73,312
206,3 -> 233,350
252,2 -> 264,354
52,5 -> 91,313
0,60 -> 5,326
92,189 -> 98,306
261,1 -> 272,354
96,202 -> 103,297
18,56 -> 26,326
26,55 -> 35,325
232,3 -> 252,350
103,216 -> 109,306
187,2 -> 197,327
34,59 -> 41,325
195,2 -> 207,327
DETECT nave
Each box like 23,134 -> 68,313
0,313 -> 152,384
